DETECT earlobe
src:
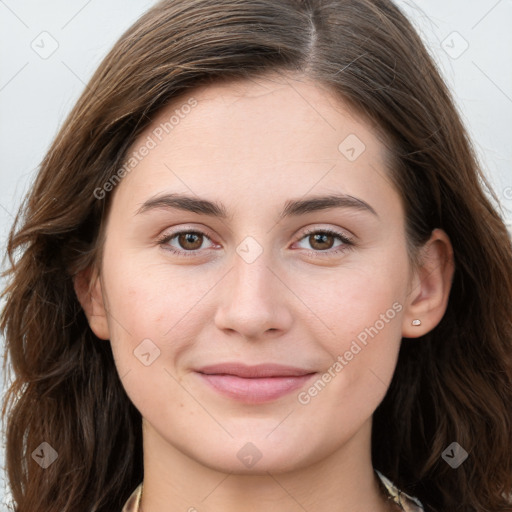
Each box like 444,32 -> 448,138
73,266 -> 110,340
402,229 -> 455,338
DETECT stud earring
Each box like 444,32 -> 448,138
411,319 -> 422,326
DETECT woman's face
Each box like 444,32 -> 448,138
86,73 -> 428,473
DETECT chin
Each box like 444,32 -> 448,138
201,450 -> 308,475
185,432 -> 318,475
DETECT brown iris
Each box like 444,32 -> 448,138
308,232 -> 335,250
178,232 -> 203,250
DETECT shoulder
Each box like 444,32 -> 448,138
121,483 -> 142,512
375,469 -> 425,512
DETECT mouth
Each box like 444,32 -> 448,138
195,363 -> 317,404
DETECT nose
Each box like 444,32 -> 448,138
213,250 -> 293,340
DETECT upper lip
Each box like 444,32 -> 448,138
196,363 -> 316,378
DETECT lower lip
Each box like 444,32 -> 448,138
197,373 -> 316,404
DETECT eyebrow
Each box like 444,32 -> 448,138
135,192 -> 378,219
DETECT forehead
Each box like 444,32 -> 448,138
144,72 -> 382,157
111,72 -> 397,218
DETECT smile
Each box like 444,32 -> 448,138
195,363 -> 317,404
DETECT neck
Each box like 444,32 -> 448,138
139,418 -> 392,512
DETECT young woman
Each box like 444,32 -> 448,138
2,1 -> 511,511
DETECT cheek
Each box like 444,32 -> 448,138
101,253 -> 217,370
294,277 -> 404,436
295,251 -> 407,396
298,256 -> 406,346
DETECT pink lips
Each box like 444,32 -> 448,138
195,363 -> 316,404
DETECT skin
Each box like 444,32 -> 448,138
75,72 -> 454,512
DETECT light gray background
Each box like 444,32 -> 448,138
1,0 -> 511,508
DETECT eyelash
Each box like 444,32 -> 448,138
156,227 -> 355,258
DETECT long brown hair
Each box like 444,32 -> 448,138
2,1 -> 511,511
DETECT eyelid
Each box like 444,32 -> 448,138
297,225 -> 355,243
157,224 -> 216,242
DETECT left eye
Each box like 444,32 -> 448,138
295,229 -> 353,252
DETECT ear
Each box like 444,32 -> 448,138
402,228 -> 455,338
73,266 -> 110,340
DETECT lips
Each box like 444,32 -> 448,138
195,363 -> 317,403
197,362 -> 315,378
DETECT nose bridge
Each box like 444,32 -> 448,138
228,233 -> 274,297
